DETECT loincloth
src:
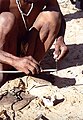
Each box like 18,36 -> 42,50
21,41 -> 29,56
18,31 -> 29,57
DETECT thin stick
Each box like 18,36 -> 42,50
41,69 -> 57,72
0,69 -> 57,74
55,59 -> 58,73
0,71 -> 22,73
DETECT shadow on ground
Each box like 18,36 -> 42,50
40,43 -> 83,70
33,73 -> 76,88
1,44 -> 82,88
64,10 -> 83,22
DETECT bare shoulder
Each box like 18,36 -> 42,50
45,0 -> 60,11
47,0 -> 59,5
0,0 -> 10,11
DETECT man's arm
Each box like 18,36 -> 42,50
0,50 -> 40,74
0,12 -> 40,75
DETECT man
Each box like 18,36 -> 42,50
0,0 -> 68,84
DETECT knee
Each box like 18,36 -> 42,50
39,13 -> 61,42
0,12 -> 16,35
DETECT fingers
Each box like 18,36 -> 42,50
15,56 -> 41,75
57,46 -> 68,60
23,69 -> 31,75
25,56 -> 40,75
53,42 -> 68,61
26,62 -> 40,75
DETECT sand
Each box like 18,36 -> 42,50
0,0 -> 83,119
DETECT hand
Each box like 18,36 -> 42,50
53,36 -> 68,60
13,56 -> 40,75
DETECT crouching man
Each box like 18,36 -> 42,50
0,0 -> 68,85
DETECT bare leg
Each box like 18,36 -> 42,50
26,10 -> 61,62
0,12 -> 18,84
57,13 -> 66,38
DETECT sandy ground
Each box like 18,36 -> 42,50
0,0 -> 83,120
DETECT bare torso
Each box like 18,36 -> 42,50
0,0 -> 46,37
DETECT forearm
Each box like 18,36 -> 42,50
0,50 -> 41,74
0,50 -> 18,67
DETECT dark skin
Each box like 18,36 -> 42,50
0,0 -> 68,83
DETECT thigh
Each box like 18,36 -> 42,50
33,9 -> 60,42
